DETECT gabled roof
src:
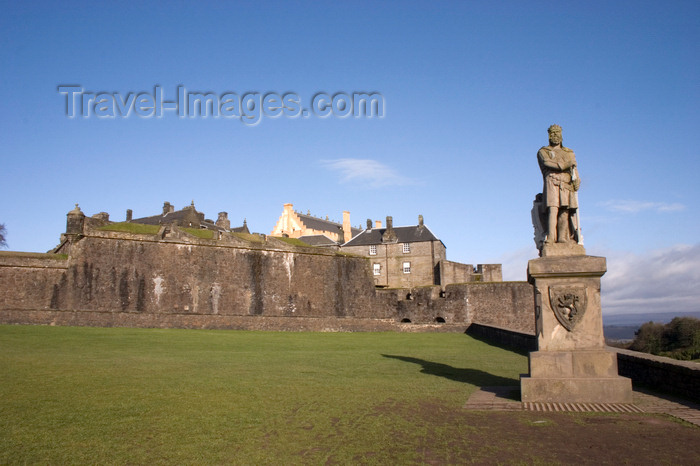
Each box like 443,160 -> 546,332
296,213 -> 362,237
297,234 -> 338,247
131,205 -> 246,233
131,209 -> 206,225
231,222 -> 250,234
341,225 -> 440,247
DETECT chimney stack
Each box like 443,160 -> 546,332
163,201 -> 174,215
366,219 -> 372,230
342,210 -> 351,243
382,215 -> 397,243
418,214 -> 424,228
216,212 -> 231,230
280,203 -> 294,236
375,220 -> 382,229
126,209 -> 133,222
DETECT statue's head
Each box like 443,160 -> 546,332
548,124 -> 563,146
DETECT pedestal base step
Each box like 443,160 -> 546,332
521,376 -> 633,404
523,402 -> 643,413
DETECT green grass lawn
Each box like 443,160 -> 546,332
0,251 -> 68,260
181,227 -> 215,239
98,222 -> 160,235
0,326 -> 525,464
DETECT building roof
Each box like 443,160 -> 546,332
341,225 -> 440,247
297,234 -> 339,247
132,213 -> 187,225
131,204 -> 246,233
131,208 -> 211,225
231,221 -> 250,234
296,212 -> 362,237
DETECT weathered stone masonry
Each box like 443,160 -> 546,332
0,226 -> 535,333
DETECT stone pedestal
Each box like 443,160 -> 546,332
520,255 -> 632,403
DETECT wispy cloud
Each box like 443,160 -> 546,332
498,246 -> 534,281
599,200 -> 685,213
602,243 -> 700,315
497,243 -> 700,317
320,158 -> 415,188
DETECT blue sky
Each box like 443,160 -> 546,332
1,1 -> 698,316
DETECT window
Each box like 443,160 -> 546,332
403,262 -> 411,274
402,243 -> 410,253
369,245 -> 377,255
373,263 -> 381,275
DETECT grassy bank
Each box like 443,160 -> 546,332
0,326 -> 524,464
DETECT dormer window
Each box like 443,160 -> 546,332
369,245 -> 377,255
402,243 -> 410,253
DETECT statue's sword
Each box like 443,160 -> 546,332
571,166 -> 584,245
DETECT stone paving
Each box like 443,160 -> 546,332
464,386 -> 700,426
632,387 -> 700,426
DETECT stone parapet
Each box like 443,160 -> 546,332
614,347 -> 700,403
0,253 -> 69,269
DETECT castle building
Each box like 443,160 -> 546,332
340,215 -> 502,288
271,205 -> 503,288
270,203 -> 361,244
340,215 -> 446,288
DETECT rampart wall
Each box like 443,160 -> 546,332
0,254 -> 69,310
0,228 -> 534,332
3,230 -> 381,318
437,260 -> 473,286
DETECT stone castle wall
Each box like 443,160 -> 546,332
0,255 -> 69,310
477,264 -> 503,282
0,228 -> 534,332
438,260 -> 473,286
376,281 -> 534,334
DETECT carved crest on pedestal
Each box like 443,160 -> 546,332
548,285 -> 587,331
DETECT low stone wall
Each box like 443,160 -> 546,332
0,310 -> 468,333
465,323 -> 537,353
613,348 -> 700,402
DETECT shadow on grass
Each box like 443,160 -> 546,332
382,354 -> 520,389
463,327 -> 535,356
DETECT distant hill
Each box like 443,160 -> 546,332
603,311 -> 700,342
603,325 -> 639,342
603,311 -> 700,327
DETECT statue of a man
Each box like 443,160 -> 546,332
537,124 -> 581,245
